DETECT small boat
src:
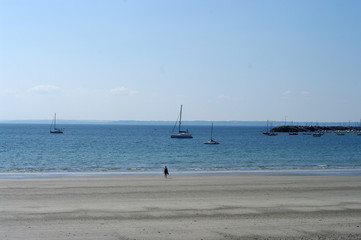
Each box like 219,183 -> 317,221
50,113 -> 64,134
289,132 -> 298,135
313,132 -> 322,137
204,122 -> 219,144
171,105 -> 192,138
337,132 -> 345,135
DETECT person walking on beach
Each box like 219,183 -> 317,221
164,166 -> 169,178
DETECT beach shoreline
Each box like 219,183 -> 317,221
1,168 -> 361,179
1,174 -> 361,239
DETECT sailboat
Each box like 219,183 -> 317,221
50,113 -> 64,134
262,120 -> 278,136
171,105 -> 192,138
262,120 -> 271,135
204,122 -> 219,144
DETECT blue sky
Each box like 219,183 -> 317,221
1,0 -> 361,122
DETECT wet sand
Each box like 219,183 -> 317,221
1,174 -> 361,239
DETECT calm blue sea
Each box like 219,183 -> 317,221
1,124 -> 361,176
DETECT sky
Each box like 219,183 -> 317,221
1,0 -> 361,122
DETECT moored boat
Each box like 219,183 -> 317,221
204,122 -> 219,144
50,113 -> 64,134
263,120 -> 278,136
313,132 -> 323,137
171,105 -> 192,138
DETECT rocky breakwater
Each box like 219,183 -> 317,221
272,125 -> 361,133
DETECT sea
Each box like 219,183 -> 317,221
1,124 -> 361,177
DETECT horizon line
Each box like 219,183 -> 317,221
0,119 -> 360,126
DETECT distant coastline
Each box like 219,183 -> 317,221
1,120 -> 361,127
0,120 -> 275,126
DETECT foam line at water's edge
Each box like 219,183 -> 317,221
1,169 -> 361,179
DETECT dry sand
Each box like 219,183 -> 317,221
1,174 -> 361,240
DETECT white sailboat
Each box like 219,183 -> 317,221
204,122 -> 219,144
50,113 -> 64,134
171,105 -> 192,138
263,120 -> 278,136
262,120 -> 271,135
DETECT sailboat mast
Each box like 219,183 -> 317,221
267,120 -> 269,132
54,113 -> 56,128
211,122 -> 213,140
179,105 -> 182,132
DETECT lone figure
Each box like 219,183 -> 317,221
164,166 -> 169,178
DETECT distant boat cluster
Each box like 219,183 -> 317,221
262,120 -> 278,136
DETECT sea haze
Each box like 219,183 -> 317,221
1,124 -> 361,174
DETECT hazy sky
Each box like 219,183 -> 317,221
1,0 -> 361,122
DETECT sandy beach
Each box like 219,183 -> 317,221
1,174 -> 361,240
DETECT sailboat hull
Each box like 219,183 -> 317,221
50,129 -> 64,134
171,133 -> 193,138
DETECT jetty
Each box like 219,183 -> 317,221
271,125 -> 361,133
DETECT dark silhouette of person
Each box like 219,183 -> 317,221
164,166 -> 169,178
